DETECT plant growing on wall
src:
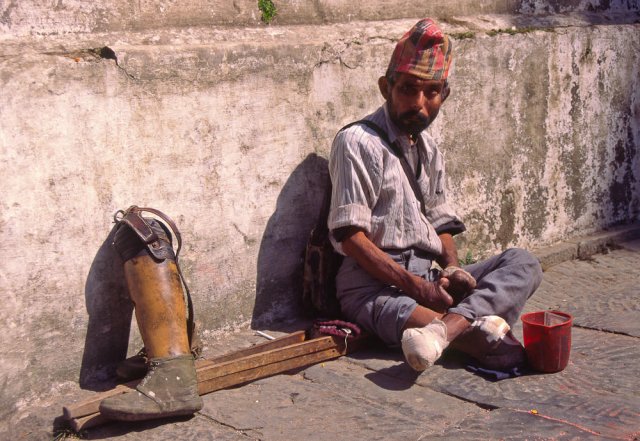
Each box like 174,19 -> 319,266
258,0 -> 277,23
459,250 -> 477,266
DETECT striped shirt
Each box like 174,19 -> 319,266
328,104 -> 465,256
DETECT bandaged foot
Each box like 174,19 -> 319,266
401,319 -> 449,372
470,315 -> 510,345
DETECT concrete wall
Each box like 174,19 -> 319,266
2,0 -> 639,34
0,0 -> 639,425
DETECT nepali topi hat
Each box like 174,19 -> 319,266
386,18 -> 452,81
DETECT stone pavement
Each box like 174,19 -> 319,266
16,233 -> 640,440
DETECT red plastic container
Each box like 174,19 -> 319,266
521,310 -> 573,373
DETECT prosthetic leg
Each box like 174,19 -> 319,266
100,206 -> 203,421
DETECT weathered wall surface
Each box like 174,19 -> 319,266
2,0 -> 638,34
442,24 -> 640,253
0,0 -> 639,427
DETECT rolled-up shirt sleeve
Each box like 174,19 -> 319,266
428,203 -> 466,236
328,129 -> 381,236
434,218 -> 466,236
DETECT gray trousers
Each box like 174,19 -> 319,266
335,248 -> 543,346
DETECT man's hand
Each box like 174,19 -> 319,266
440,266 -> 476,302
407,275 -> 454,312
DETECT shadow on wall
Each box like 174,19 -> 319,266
79,225 -> 134,391
251,153 -> 331,329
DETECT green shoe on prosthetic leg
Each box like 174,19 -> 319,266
100,355 -> 203,422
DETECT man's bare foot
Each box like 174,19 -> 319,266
450,316 -> 526,370
474,331 -> 526,370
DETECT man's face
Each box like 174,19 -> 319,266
379,73 -> 449,136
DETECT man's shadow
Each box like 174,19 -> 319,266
79,225 -> 134,390
252,153 -> 330,329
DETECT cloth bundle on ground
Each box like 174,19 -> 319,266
313,319 -> 362,339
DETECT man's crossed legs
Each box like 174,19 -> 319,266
336,248 -> 543,371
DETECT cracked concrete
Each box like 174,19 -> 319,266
41,46 -> 138,79
198,412 -> 261,435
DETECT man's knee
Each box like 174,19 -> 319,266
502,248 -> 543,290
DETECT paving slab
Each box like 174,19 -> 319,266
348,328 -> 640,440
427,329 -> 640,439
524,246 -> 640,337
196,360 -> 481,441
78,414 -> 247,441
432,408 -> 603,441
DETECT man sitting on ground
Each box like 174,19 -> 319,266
328,18 -> 543,371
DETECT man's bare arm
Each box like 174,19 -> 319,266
436,233 -> 459,269
339,227 -> 453,312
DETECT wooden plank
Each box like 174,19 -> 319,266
69,412 -> 111,433
62,381 -> 137,420
199,330 -> 307,366
196,336 -> 338,382
197,347 -> 344,395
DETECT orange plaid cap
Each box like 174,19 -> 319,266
386,18 -> 452,81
